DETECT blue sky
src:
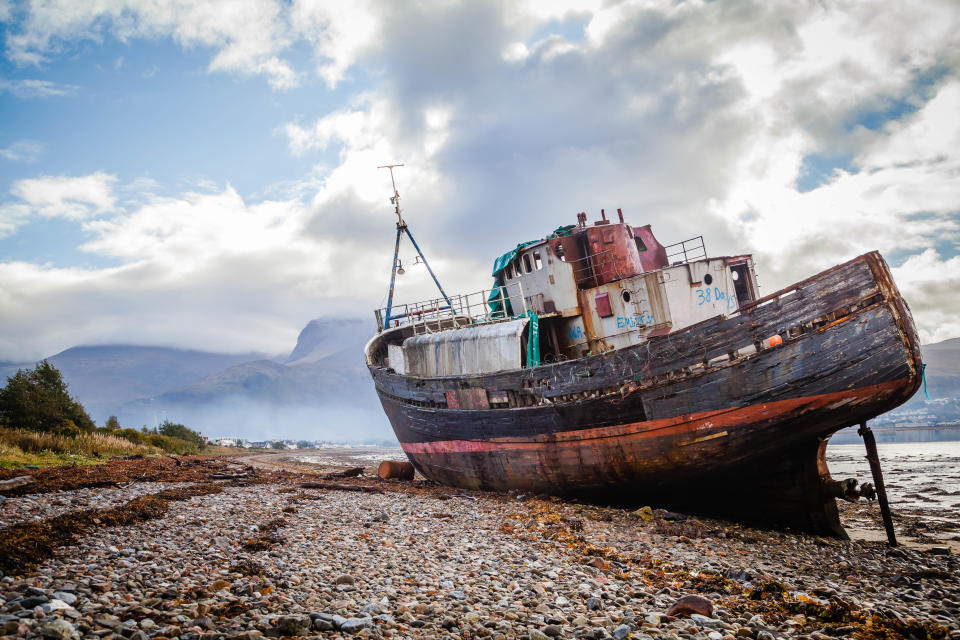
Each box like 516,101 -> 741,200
1,0 -> 959,360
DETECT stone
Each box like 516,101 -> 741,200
666,594 -> 713,618
529,631 -> 550,640
543,624 -> 563,637
690,614 -> 723,628
40,599 -> 74,614
276,614 -> 311,636
586,597 -> 601,611
314,618 -> 335,631
340,617 -> 373,634
334,575 -> 356,585
36,618 -> 80,640
756,631 -> 775,640
633,506 -> 655,521
210,580 -> 231,591
52,592 -> 77,606
19,595 -> 49,609
612,625 -> 632,640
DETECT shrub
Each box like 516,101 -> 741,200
0,361 -> 95,432
158,420 -> 206,450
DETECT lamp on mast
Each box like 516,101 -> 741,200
377,164 -> 451,330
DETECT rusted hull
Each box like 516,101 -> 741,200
367,252 -> 922,535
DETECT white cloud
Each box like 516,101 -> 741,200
892,249 -> 960,345
6,0 -> 301,89
0,140 -> 45,162
0,0 -> 12,22
0,204 -> 31,239
2,0 -> 960,360
290,0 -> 379,88
0,78 -> 78,98
0,174 -> 459,359
10,172 -> 117,220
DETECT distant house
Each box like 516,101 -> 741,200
215,438 -> 237,447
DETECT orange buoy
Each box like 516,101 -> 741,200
768,335 -> 783,347
377,460 -> 415,480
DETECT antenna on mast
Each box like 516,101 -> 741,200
377,163 -> 451,330
378,164 -> 405,228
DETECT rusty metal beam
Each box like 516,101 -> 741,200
857,422 -> 898,546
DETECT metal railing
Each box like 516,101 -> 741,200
375,280 -> 528,335
568,249 -> 633,289
664,235 -> 706,264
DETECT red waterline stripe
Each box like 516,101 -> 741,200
399,380 -> 907,455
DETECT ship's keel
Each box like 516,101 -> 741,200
594,437 -> 849,538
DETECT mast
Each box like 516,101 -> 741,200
378,164 -> 451,330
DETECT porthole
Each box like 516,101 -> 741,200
704,273 -> 713,285
731,270 -> 740,281
622,290 -> 631,303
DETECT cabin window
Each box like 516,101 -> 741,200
504,266 -> 511,280
533,251 -> 543,270
635,237 -> 647,252
522,253 -> 532,273
512,259 -> 522,277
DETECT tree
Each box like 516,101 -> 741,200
271,440 -> 286,450
296,440 -> 312,449
158,419 -> 206,450
0,360 -> 95,433
105,415 -> 121,430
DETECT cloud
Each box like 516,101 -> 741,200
10,172 -> 118,220
2,0 -> 960,362
0,173 -> 457,359
6,0 -> 301,89
0,140 -> 45,162
892,249 -> 960,345
0,78 -> 78,98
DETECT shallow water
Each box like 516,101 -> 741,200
827,440 -> 960,516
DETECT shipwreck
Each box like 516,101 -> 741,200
365,167 -> 922,537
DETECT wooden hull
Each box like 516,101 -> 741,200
366,252 -> 922,536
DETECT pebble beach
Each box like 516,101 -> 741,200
1,451 -> 958,640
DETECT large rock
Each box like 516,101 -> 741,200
666,594 -> 713,618
339,617 -> 373,634
36,619 -> 80,640
276,614 -> 312,636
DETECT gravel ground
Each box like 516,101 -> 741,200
1,456 -> 958,640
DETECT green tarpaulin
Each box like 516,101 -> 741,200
524,311 -> 540,367
488,239 -> 538,317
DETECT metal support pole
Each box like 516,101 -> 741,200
858,422 -> 898,547
404,226 -> 452,308
383,225 -> 404,330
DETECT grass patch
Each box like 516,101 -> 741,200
0,425 -> 159,468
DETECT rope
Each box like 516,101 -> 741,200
921,362 -> 930,400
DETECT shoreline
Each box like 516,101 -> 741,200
1,453 -> 957,640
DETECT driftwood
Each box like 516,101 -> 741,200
0,476 -> 34,491
322,467 -> 364,479
300,482 -> 384,494
211,473 -> 249,480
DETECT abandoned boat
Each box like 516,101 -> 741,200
364,175 -> 922,536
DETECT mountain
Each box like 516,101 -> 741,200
0,345 -> 270,422
116,318 -> 389,441
4,323 -> 955,443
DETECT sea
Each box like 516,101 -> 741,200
826,439 -> 960,516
